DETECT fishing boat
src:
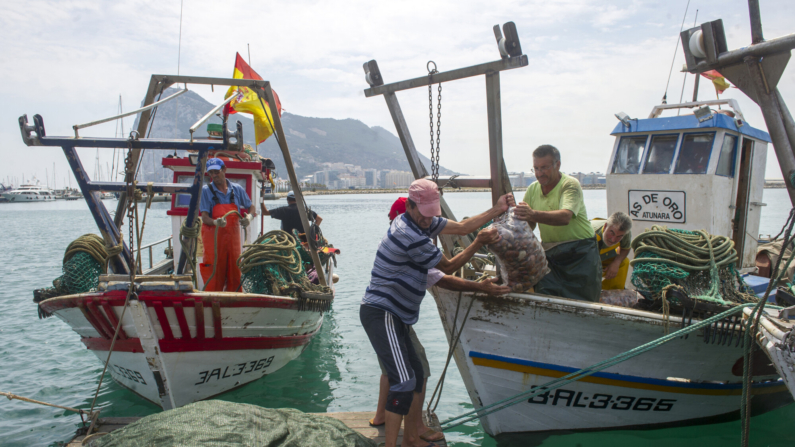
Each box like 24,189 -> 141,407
2,181 -> 56,202
18,73 -> 335,410
363,11 -> 795,438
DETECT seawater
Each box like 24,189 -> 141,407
1,190 -> 794,447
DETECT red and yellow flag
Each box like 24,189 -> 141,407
700,70 -> 732,94
224,53 -> 282,144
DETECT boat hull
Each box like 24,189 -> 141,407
431,289 -> 791,436
40,289 -> 325,408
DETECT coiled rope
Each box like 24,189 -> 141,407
630,226 -> 754,305
63,234 -> 111,272
238,230 -> 303,276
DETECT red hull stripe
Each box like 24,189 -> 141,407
152,301 -> 174,340
41,292 -> 303,314
81,330 -> 317,353
174,302 -> 191,340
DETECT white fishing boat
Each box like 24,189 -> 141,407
745,305 -> 795,402
19,72 -> 336,410
363,12 -> 795,439
2,182 -> 56,202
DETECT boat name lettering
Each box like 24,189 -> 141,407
628,190 -> 685,223
195,356 -> 275,385
113,364 -> 147,385
527,387 -> 675,411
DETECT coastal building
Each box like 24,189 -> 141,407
384,171 -> 414,188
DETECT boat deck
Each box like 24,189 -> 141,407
66,410 -> 448,446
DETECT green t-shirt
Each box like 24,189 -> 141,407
523,173 -> 595,244
591,219 -> 632,262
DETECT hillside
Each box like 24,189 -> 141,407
133,88 -> 456,182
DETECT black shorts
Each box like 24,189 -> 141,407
360,305 -> 424,415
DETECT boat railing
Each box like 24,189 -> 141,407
648,99 -> 745,120
136,236 -> 173,270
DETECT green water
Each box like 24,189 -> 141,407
1,191 -> 793,446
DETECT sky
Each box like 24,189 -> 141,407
1,0 -> 793,188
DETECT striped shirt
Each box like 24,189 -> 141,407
361,214 -> 448,324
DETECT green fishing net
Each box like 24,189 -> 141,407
87,401 -> 375,447
630,227 -> 758,305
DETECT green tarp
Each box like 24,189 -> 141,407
90,401 -> 376,447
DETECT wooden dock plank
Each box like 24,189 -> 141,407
65,411 -> 447,446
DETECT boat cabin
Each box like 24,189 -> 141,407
605,100 -> 771,268
163,150 -> 272,288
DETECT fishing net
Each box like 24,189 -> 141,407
630,226 -> 758,306
34,234 -> 110,310
239,230 -> 332,310
86,400 -> 376,447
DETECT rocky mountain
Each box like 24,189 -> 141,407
133,88 -> 456,182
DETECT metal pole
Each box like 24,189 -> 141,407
774,89 -> 795,163
114,77 -> 175,229
261,84 -> 327,287
176,147 -> 209,274
748,0 -> 765,44
745,57 -> 795,204
692,73 -> 700,102
382,91 -> 465,255
73,89 -> 187,137
189,95 -> 236,142
63,146 -> 130,273
485,72 -> 513,205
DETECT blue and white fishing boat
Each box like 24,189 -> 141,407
363,6 -> 795,439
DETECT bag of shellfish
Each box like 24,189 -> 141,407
486,208 -> 550,293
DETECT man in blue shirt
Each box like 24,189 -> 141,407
199,158 -> 256,291
360,179 -> 514,447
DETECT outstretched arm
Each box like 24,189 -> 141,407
435,276 -> 511,295
514,202 -> 572,226
441,194 -> 515,235
435,229 -> 499,274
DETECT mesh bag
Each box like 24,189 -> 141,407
88,400 -> 376,447
487,209 -> 549,292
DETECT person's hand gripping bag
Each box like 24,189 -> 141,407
486,208 -> 550,293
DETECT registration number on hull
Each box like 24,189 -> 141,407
527,386 -> 676,411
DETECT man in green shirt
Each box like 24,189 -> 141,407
514,145 -> 602,302
591,212 -> 633,290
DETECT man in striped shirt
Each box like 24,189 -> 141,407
360,179 -> 514,447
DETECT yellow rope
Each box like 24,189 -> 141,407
1,390 -> 88,415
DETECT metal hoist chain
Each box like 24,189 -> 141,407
124,138 -> 137,281
427,61 -> 442,188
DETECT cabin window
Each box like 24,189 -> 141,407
642,134 -> 678,174
611,136 -> 647,174
675,132 -> 715,174
716,134 -> 738,177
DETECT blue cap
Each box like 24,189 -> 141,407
287,191 -> 295,200
206,158 -> 225,171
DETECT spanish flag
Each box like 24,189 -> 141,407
700,70 -> 732,94
224,53 -> 283,144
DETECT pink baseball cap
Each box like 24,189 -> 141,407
408,179 -> 441,217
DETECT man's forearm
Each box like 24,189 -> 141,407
435,275 -> 486,292
249,204 -> 257,216
442,206 -> 503,236
436,241 -> 484,274
200,212 -> 214,226
529,209 -> 572,226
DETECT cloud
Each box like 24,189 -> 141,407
0,0 -> 792,186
